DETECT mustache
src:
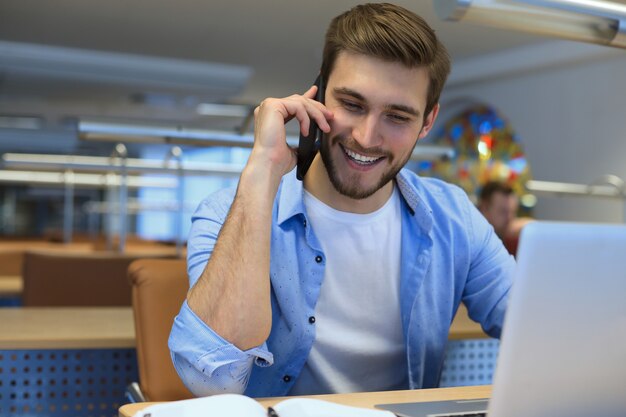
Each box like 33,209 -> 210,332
329,134 -> 391,158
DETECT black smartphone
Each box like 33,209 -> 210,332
296,74 -> 325,181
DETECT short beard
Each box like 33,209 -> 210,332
320,133 -> 410,200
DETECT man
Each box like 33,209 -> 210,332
478,181 -> 518,240
478,181 -> 530,255
169,3 -> 514,398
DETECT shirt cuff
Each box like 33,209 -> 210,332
168,300 -> 274,377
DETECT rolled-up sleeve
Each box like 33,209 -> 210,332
186,193 -> 232,288
168,300 -> 274,396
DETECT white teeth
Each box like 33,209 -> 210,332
344,148 -> 381,164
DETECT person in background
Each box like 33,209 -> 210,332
169,3 -> 515,398
478,181 -> 533,256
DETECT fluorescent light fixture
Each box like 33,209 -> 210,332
196,103 -> 252,117
1,153 -> 245,177
526,179 -> 625,198
84,200 -> 197,214
522,0 -> 626,19
0,115 -> 44,130
0,40 -> 252,97
0,170 -> 177,189
78,119 -> 264,148
435,0 -> 626,48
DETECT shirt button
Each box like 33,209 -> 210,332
283,375 -> 291,383
308,316 -> 316,324
315,255 -> 323,263
303,219 -> 307,227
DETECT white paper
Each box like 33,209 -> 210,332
133,394 -> 265,417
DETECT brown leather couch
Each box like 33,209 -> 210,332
0,250 -> 25,276
22,251 -> 170,306
128,258 -> 193,401
0,242 -> 94,277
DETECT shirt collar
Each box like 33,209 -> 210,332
276,168 -> 433,233
276,169 -> 306,226
396,169 -> 433,234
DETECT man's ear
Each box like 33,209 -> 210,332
418,103 -> 440,140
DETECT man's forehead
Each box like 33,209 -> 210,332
491,192 -> 518,204
327,51 -> 429,112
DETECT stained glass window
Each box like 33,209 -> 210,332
416,104 -> 532,201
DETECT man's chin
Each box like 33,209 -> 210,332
335,187 -> 379,200
330,174 -> 389,200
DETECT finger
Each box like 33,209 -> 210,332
297,99 -> 332,134
293,105 -> 311,137
310,103 -> 334,134
299,86 -> 333,131
280,96 -> 316,137
307,100 -> 333,133
275,94 -> 333,136
302,85 -> 317,99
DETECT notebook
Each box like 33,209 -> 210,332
132,393 -> 395,417
377,221 -> 626,417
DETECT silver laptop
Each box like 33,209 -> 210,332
377,221 -> 626,417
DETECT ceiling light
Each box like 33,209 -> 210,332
435,0 -> 626,48
0,169 -> 177,189
196,103 -> 252,118
78,119 -> 263,148
522,0 -> 626,19
0,115 -> 44,130
1,153 -> 245,177
0,40 -> 252,98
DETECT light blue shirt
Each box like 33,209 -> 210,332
169,168 -> 515,398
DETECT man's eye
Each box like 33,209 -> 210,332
388,114 -> 410,124
342,100 -> 362,112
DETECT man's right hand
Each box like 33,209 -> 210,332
248,85 -> 333,183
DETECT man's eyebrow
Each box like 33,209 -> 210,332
333,87 -> 421,118
333,87 -> 365,101
385,103 -> 420,118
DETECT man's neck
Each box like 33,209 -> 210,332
302,155 -> 394,214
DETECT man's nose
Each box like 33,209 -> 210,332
352,115 -> 382,149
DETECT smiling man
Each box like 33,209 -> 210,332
169,3 -> 515,397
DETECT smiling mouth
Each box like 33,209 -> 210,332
341,145 -> 384,166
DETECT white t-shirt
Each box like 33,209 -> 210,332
290,185 -> 407,395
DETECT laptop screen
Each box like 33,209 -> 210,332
488,221 -> 626,417
377,221 -> 626,417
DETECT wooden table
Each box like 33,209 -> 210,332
0,274 -> 22,296
0,306 -> 135,349
119,385 -> 492,417
449,304 -> 485,340
1,307 -> 138,417
0,305 -> 485,417
0,303 -> 481,349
